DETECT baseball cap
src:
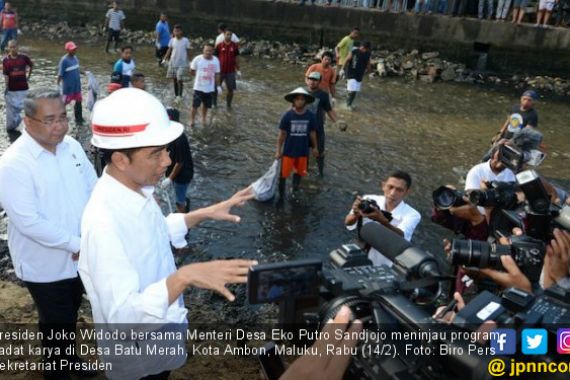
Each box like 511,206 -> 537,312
65,41 -> 77,51
522,90 -> 538,100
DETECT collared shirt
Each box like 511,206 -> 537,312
0,130 -> 97,282
78,171 -> 188,378
346,195 -> 421,267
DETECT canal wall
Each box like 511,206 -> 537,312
15,0 -> 570,75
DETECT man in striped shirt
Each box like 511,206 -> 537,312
104,1 -> 126,53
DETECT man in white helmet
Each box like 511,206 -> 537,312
79,88 -> 257,379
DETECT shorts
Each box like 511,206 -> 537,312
347,79 -> 362,92
192,90 -> 213,109
220,72 -> 237,90
281,156 -> 308,178
513,0 -> 529,7
167,66 -> 188,81
538,0 -> 555,10
63,93 -> 82,105
173,181 -> 190,205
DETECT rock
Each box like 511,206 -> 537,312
419,75 -> 435,83
441,68 -> 456,81
402,61 -> 414,70
427,66 -> 441,78
421,52 -> 439,60
410,69 -> 419,79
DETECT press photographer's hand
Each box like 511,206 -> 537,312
543,228 -> 570,288
279,306 -> 362,380
479,255 -> 532,293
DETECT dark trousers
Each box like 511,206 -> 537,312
25,276 -> 84,372
140,371 -> 170,380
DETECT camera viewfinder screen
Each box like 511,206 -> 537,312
253,266 -> 319,304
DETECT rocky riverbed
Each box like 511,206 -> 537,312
21,20 -> 570,97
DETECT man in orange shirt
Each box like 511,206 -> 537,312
305,51 -> 337,105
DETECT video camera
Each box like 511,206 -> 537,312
248,222 -> 570,379
248,223 -> 495,380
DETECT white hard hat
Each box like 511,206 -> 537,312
91,88 -> 183,150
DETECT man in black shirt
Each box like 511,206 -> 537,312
305,71 -> 337,177
162,108 -> 194,212
497,90 -> 539,140
343,41 -> 372,110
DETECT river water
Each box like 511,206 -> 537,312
0,37 -> 569,314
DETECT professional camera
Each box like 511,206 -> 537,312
249,223 -> 496,380
498,144 -> 523,172
432,186 -> 466,210
516,170 -> 570,241
449,236 -> 546,282
357,198 -> 393,221
468,181 -> 519,210
358,198 -> 379,214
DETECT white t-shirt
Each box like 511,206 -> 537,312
465,161 -> 516,214
346,195 -> 421,267
190,55 -> 220,93
464,161 -> 516,191
215,32 -> 239,47
168,37 -> 190,67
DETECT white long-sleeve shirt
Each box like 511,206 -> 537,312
79,171 -> 188,378
0,130 -> 97,282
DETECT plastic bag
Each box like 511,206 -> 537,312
252,160 -> 280,201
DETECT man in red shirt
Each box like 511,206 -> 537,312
0,2 -> 18,52
305,51 -> 337,104
215,30 -> 240,108
2,39 -> 32,139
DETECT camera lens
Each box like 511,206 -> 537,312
450,240 -> 511,270
433,186 -> 458,210
468,190 -> 493,207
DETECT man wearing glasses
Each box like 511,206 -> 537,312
0,88 -> 98,379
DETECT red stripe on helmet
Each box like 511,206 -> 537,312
92,123 -> 149,136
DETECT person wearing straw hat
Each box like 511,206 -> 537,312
79,88 -> 256,379
275,87 -> 318,199
57,41 -> 84,125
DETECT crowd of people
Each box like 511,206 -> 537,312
280,0 -> 570,27
0,1 -> 569,380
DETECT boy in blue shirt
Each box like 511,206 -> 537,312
57,41 -> 84,125
275,87 -> 319,199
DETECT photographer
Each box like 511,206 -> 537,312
466,146 -> 516,194
345,171 -> 421,266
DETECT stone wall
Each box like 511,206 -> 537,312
15,0 -> 570,74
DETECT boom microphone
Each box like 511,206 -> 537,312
360,222 -> 441,279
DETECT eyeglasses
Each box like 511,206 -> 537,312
28,116 -> 69,128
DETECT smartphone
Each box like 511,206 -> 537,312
258,341 -> 286,380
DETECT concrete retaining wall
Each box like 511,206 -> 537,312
15,0 -> 570,74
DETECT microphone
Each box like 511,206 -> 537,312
360,222 -> 440,279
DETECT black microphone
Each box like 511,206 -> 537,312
360,222 -> 440,279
